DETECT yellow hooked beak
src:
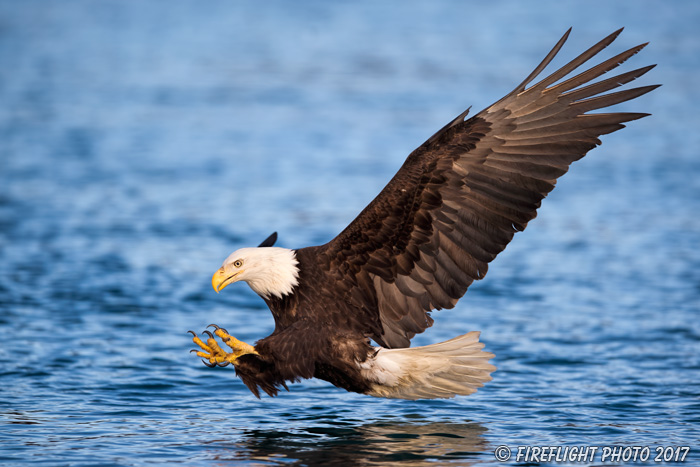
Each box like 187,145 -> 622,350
212,267 -> 241,293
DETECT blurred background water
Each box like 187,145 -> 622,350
1,1 -> 698,465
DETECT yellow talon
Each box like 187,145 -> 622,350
189,326 -> 257,367
190,334 -> 213,354
212,327 -> 258,356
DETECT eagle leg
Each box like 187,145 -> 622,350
189,326 -> 258,368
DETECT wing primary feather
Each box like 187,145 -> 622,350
569,84 -> 661,113
513,111 -> 650,133
551,45 -> 651,95
508,27 -> 573,96
512,83 -> 659,125
258,232 -> 278,247
559,64 -> 656,104
526,28 -> 625,92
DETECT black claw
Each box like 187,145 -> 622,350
203,330 -> 214,339
190,349 -> 200,354
188,330 -> 197,337
202,359 -> 216,368
208,323 -> 230,335
217,361 -> 230,367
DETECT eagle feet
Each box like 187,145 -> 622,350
189,324 -> 257,368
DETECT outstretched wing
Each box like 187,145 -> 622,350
314,29 -> 658,348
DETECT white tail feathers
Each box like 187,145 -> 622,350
359,331 -> 496,400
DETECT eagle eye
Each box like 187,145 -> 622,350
233,260 -> 243,268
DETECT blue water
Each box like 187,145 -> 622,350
1,1 -> 699,465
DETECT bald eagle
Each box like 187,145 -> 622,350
190,29 -> 657,399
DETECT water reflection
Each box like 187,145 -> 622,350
208,420 -> 489,466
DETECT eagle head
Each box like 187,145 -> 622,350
212,247 -> 299,299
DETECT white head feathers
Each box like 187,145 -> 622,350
214,247 -> 300,299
